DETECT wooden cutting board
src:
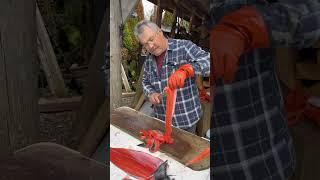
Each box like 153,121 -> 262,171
111,106 -> 210,171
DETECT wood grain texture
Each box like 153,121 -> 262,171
0,0 -> 39,157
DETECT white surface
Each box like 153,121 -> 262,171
110,125 -> 210,180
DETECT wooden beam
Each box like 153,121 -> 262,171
156,0 -> 163,27
169,9 -> 177,38
14,143 -> 107,179
189,12 -> 194,32
121,63 -> 132,92
38,96 -> 82,113
120,0 -> 139,24
71,13 -> 107,148
110,0 -> 123,110
134,94 -> 145,110
36,4 -> 68,97
0,0 -> 39,157
78,98 -> 109,157
296,63 -> 320,80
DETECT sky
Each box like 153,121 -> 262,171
142,0 -> 154,20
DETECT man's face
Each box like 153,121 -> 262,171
138,26 -> 167,56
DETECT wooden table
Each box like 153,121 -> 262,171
110,125 -> 210,180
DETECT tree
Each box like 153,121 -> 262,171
162,10 -> 175,27
136,0 -> 145,21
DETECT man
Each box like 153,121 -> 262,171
208,0 -> 320,179
134,20 -> 210,133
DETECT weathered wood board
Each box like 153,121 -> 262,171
111,106 -> 210,171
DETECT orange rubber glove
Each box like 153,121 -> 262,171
209,6 -> 270,84
168,64 -> 194,89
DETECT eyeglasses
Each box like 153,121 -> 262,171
141,30 -> 160,48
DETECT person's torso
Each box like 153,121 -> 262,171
211,48 -> 295,180
144,39 -> 202,128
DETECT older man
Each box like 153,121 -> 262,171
134,20 -> 210,133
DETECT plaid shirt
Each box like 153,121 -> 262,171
209,0 -> 320,179
142,38 -> 210,129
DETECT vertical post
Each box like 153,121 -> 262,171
156,0 -> 163,27
0,0 -> 39,157
110,0 -> 123,110
170,8 -> 177,38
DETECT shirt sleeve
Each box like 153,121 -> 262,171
255,0 -> 320,48
184,40 -> 211,77
142,58 -> 156,99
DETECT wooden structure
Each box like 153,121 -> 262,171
36,4 -> 68,97
71,12 -> 108,151
8,142 -> 108,179
0,0 -> 39,157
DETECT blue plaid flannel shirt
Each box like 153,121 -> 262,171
142,38 -> 210,129
209,0 -> 320,179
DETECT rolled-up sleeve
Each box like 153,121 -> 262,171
255,0 -> 320,48
184,40 -> 211,77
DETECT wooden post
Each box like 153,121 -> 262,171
0,0 -> 39,157
78,98 -> 109,157
71,13 -> 107,148
169,9 -> 177,38
189,12 -> 194,33
156,0 -> 163,27
36,4 -> 68,97
110,0 -> 123,110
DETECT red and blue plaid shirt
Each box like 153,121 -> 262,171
142,38 -> 210,129
209,0 -> 320,179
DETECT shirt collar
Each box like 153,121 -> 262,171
167,38 -> 174,51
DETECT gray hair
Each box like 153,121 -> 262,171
134,20 -> 160,40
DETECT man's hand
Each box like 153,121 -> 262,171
148,93 -> 161,105
168,64 -> 194,89
210,6 -> 270,83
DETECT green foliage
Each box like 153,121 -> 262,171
162,10 -> 175,27
122,17 -> 140,81
62,24 -> 81,47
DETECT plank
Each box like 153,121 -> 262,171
0,0 -> 39,157
134,93 -> 145,110
38,96 -> 82,113
78,98 -> 109,157
110,0 -> 123,110
14,142 -> 108,179
121,63 -> 132,92
71,13 -> 107,148
111,107 -> 210,171
36,4 -> 68,97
